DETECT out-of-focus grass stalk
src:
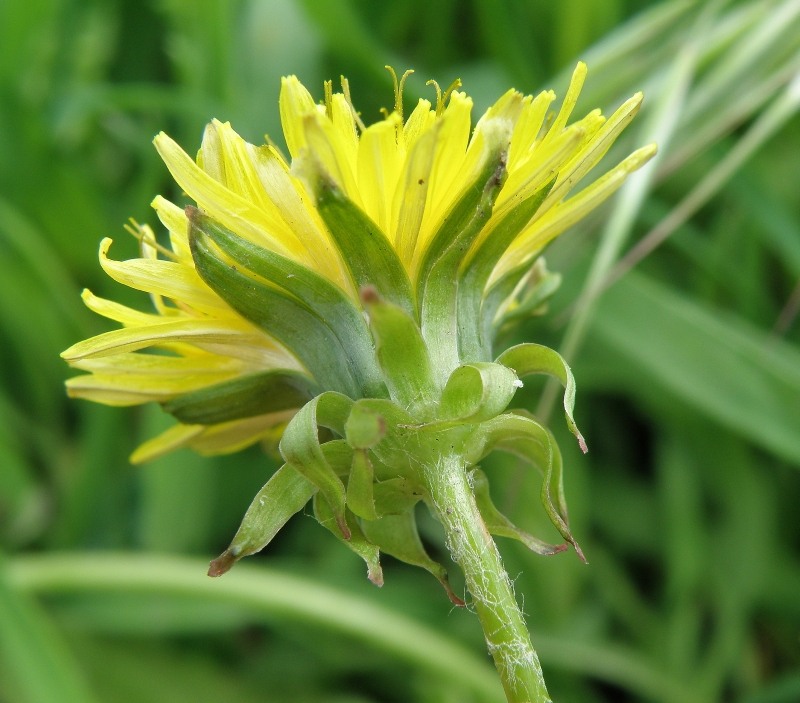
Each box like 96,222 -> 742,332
537,1 -> 711,421
0,197 -> 89,337
0,552 -> 99,703
8,553 -> 505,702
539,0 -> 800,421
606,70 -> 800,292
7,552 -> 708,702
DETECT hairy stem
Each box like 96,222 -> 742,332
423,452 -> 552,703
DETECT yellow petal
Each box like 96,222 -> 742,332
70,350 -> 245,374
402,98 -> 435,147
279,75 -> 319,160
415,91 -> 475,258
152,195 -> 192,262
546,93 -> 643,205
507,90 -> 555,171
391,123 -> 438,267
186,410 -> 295,455
550,61 -> 587,134
205,120 -> 277,213
80,289 -> 167,326
61,317 -> 298,368
357,113 -> 404,235
299,109 -> 362,207
130,411 -> 295,463
329,93 -> 360,186
154,132 -> 309,265
65,360 -> 241,404
130,422 -> 205,464
98,238 -> 228,315
247,143 -> 349,290
494,143 -> 658,281
492,123 -> 586,220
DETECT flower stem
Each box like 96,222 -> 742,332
423,452 -> 552,703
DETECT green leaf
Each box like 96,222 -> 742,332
344,401 -> 387,449
341,399 -> 422,483
496,343 -> 587,452
417,148 -> 508,378
209,439 -> 354,577
189,220 -> 361,397
458,180 -> 554,360
346,450 -> 378,520
315,179 -> 415,316
471,468 -> 567,556
415,148 -> 508,305
591,272 -> 800,464
279,393 -> 354,538
470,412 -> 584,561
494,258 -> 562,329
208,464 -> 316,577
372,476 -> 425,515
479,259 -> 534,346
439,362 -> 520,423
188,208 -> 386,398
361,511 -> 465,606
163,370 -> 318,424
313,493 -> 383,586
362,290 -> 437,414
0,552 -> 98,703
9,554 -> 503,700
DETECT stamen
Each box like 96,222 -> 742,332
426,80 -> 442,114
427,77 -> 463,115
323,79 -> 334,120
442,78 -> 463,104
124,219 -> 177,261
385,65 -> 414,121
263,134 -> 290,165
340,76 -> 367,132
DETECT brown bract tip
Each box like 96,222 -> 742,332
546,543 -> 569,556
359,285 -> 380,305
207,550 -> 236,577
184,205 -> 200,222
368,565 -> 385,588
440,576 -> 466,607
572,540 -> 588,565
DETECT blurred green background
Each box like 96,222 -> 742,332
1,0 -> 799,701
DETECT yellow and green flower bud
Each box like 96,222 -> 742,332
62,63 -> 655,703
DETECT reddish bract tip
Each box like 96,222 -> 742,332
442,580 -> 467,607
359,285 -> 380,305
207,550 -> 236,577
572,540 -> 588,565
336,514 -> 352,541
547,543 -> 570,556
368,565 -> 385,588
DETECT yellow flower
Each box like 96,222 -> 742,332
62,63 -> 655,463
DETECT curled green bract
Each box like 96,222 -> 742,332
210,335 -> 587,593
